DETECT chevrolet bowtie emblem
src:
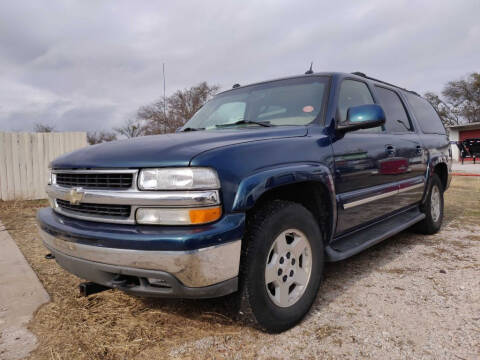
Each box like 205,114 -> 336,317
68,187 -> 85,205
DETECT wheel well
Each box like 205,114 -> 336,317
434,163 -> 448,191
248,181 -> 332,243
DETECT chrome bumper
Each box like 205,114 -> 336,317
40,229 -> 241,288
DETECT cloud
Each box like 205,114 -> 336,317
0,0 -> 479,132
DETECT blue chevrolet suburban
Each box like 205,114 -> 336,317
37,72 -> 451,332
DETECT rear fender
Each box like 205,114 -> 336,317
422,153 -> 450,204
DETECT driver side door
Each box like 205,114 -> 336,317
332,79 -> 399,235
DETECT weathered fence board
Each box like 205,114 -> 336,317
0,132 -> 87,200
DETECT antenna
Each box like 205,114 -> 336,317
163,63 -> 167,121
305,62 -> 313,74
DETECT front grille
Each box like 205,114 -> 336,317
55,173 -> 133,189
56,199 -> 131,219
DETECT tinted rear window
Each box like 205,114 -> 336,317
405,93 -> 446,134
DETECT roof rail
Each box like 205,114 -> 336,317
351,71 -> 366,77
350,71 -> 420,96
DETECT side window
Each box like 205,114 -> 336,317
375,86 -> 413,133
405,93 -> 446,135
337,80 -> 375,123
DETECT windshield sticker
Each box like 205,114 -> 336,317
303,105 -> 314,113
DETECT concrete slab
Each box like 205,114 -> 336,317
0,221 -> 49,360
452,162 -> 480,175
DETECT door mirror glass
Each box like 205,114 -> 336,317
338,104 -> 386,132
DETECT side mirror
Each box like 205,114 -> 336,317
337,104 -> 386,132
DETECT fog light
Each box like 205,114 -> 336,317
135,206 -> 222,225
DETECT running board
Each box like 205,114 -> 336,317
325,207 -> 425,262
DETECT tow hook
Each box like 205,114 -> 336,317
110,275 -> 138,288
79,282 -> 110,297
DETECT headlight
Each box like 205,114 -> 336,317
138,168 -> 220,190
136,206 -> 222,225
47,169 -> 52,185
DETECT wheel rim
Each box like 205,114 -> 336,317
264,229 -> 312,308
431,185 -> 441,223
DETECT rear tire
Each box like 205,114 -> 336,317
238,200 -> 324,333
415,174 -> 444,234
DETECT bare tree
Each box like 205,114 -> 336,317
87,131 -> 117,145
424,92 -> 460,127
114,118 -> 145,138
441,73 -> 480,124
34,123 -> 55,132
138,82 -> 219,135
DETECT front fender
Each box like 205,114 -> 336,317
231,163 -> 336,237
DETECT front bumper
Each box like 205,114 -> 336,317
37,208 -> 244,298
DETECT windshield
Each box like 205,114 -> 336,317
183,76 -> 329,130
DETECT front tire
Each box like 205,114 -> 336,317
238,200 -> 324,333
415,174 -> 444,234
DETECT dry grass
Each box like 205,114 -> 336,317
1,175 -> 479,359
0,201 -> 251,360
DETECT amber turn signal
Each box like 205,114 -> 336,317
189,207 -> 222,224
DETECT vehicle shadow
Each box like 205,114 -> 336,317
137,223 -> 441,331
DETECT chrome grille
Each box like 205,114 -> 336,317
56,199 -> 131,219
55,173 -> 133,189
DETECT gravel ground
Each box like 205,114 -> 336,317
0,177 -> 478,359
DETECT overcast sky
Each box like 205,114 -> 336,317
0,0 -> 479,132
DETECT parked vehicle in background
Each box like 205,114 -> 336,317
37,71 -> 451,332
457,138 -> 480,164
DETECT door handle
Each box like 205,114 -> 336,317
385,145 -> 396,157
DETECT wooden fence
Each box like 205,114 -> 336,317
0,132 -> 87,201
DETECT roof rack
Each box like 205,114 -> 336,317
351,72 -> 420,96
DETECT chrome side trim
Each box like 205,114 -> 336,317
343,182 -> 424,210
343,190 -> 397,209
47,184 -> 220,207
40,229 -> 241,288
398,182 -> 424,193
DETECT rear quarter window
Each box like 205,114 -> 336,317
405,93 -> 446,135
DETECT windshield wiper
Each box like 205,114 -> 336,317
182,127 -> 204,132
215,119 -> 272,128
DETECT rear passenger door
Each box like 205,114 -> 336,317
373,86 -> 426,208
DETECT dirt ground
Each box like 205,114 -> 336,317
0,176 -> 479,360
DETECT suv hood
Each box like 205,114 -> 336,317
52,127 -> 308,169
